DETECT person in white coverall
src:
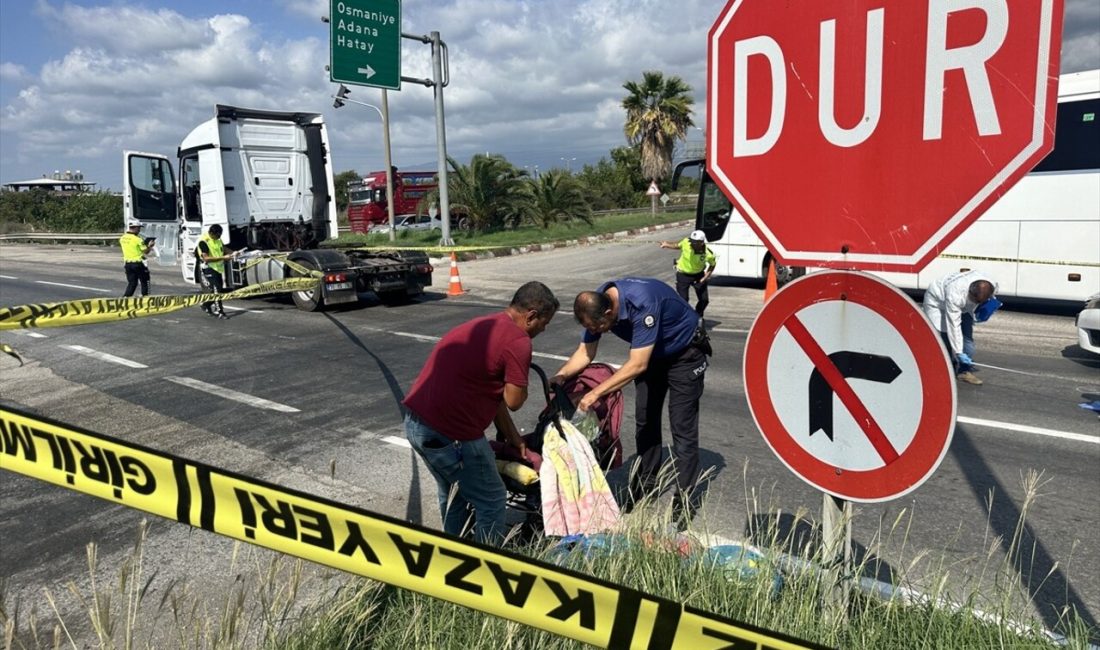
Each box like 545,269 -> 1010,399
922,270 -> 999,385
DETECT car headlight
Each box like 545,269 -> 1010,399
1086,293 -> 1100,311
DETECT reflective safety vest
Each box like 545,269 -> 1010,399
199,233 -> 226,275
675,239 -> 717,275
120,232 -> 146,262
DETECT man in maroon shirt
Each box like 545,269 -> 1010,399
403,281 -> 559,544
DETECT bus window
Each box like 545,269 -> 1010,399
1033,98 -> 1099,172
698,172 -> 733,241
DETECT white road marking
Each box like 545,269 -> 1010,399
163,376 -> 300,413
381,435 -> 411,449
0,274 -> 17,280
35,280 -> 112,293
711,328 -> 750,334
17,331 -> 47,339
957,416 -> 1098,445
224,305 -> 263,313
392,331 -> 440,343
533,351 -> 571,362
61,345 -> 148,369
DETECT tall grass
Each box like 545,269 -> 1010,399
3,469 -> 1093,649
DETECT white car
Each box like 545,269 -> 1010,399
368,213 -> 442,234
1077,293 -> 1100,355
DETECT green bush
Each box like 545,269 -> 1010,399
0,190 -> 122,233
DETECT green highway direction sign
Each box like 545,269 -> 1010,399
329,0 -> 401,90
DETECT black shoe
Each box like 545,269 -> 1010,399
216,312 -> 229,320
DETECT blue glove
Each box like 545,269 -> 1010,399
957,352 -> 973,367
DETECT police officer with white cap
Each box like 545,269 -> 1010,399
120,219 -> 153,297
659,230 -> 718,319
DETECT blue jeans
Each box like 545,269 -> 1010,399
960,313 -> 976,371
942,313 -> 977,374
404,413 -> 506,545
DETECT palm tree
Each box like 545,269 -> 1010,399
528,170 -> 592,228
433,154 -> 532,232
622,71 -> 695,183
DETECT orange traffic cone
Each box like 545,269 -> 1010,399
447,252 -> 466,296
764,259 -> 778,303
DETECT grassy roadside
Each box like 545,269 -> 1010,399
324,209 -> 693,252
7,471 -> 1093,649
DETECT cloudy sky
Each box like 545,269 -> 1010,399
1,0 -> 1097,191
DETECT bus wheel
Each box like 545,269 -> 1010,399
290,260 -> 324,312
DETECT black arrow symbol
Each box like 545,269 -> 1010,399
809,351 -> 902,441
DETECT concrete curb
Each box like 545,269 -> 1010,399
444,219 -> 694,263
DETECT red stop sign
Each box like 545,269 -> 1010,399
706,0 -> 1064,272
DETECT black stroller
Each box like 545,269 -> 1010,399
492,363 -> 624,539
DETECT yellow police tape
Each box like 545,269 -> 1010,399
0,277 -> 319,331
936,253 -> 1100,268
0,405 -> 827,650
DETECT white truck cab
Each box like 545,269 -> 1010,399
123,105 -> 431,310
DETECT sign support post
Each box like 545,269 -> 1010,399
430,31 -> 453,247
381,90 -> 397,242
822,494 -> 853,622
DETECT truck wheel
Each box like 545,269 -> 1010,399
290,260 -> 324,312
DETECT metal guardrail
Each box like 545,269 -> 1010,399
0,232 -> 120,241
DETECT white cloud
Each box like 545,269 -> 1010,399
1,0 -> 1098,190
0,63 -> 30,83
34,1 -> 213,55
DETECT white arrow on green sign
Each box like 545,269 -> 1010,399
329,0 -> 401,90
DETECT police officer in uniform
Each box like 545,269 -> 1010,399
552,277 -> 712,529
120,219 -> 153,297
196,224 -> 236,319
659,230 -> 717,318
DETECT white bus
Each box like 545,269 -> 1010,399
677,69 -> 1100,302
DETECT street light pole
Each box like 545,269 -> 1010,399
332,85 -> 397,241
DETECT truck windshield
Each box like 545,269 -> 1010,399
349,189 -> 371,204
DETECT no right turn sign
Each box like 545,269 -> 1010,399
744,271 -> 956,502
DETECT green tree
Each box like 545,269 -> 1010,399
0,189 -> 61,233
334,169 -> 360,213
55,192 -> 124,231
575,145 -> 647,210
622,71 -> 695,182
527,170 -> 591,228
435,154 -> 532,232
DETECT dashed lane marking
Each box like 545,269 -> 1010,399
381,435 -> 412,449
61,345 -> 148,369
957,416 -> 1098,445
34,280 -> 112,293
0,275 -> 17,280
224,305 -> 264,313
163,376 -> 300,413
17,331 -> 46,339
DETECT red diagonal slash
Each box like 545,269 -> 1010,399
784,314 -> 900,464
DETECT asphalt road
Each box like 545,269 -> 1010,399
2,238 -> 1098,643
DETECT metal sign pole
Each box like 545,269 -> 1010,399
381,89 -> 397,242
430,31 -> 453,247
822,493 -> 852,622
